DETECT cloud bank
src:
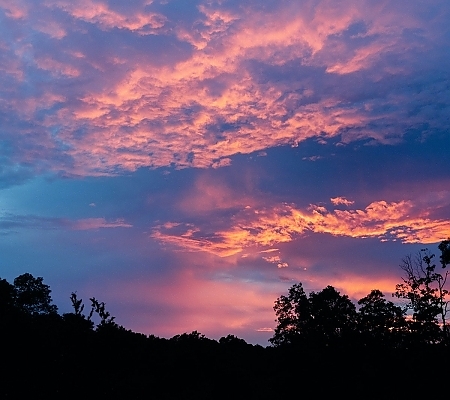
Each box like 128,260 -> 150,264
0,0 -> 449,177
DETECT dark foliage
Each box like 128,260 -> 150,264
270,284 -> 358,347
439,239 -> 450,267
357,289 -> 407,346
271,241 -> 450,348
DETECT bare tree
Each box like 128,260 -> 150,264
394,248 -> 449,340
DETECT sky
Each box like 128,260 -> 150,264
0,0 -> 449,344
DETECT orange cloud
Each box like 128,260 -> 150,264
152,198 -> 450,259
0,1 -> 441,176
328,275 -> 401,301
42,3 -> 425,175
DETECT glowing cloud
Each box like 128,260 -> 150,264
46,0 -> 166,33
0,0 -> 447,176
152,198 -> 450,258
97,271 -> 280,339
331,197 -> 355,206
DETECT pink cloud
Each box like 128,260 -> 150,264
0,0 -> 28,19
0,0 -> 448,176
177,174 -> 256,215
35,56 -> 80,77
46,0 -> 166,33
77,248 -> 406,341
89,270 -> 282,340
72,218 -> 132,230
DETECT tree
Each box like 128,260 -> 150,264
270,283 -> 357,347
88,297 -> 118,332
0,278 -> 16,317
170,330 -> 208,343
357,289 -> 406,345
219,334 -> 248,347
13,273 -> 58,316
62,293 -> 122,334
394,247 -> 449,342
307,285 -> 357,346
62,292 -> 94,333
439,239 -> 450,267
270,283 -> 311,346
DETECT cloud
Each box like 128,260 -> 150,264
35,56 -> 80,77
176,174 -> 255,215
0,0 -> 28,19
89,270 -> 281,341
331,197 -> 355,206
0,0 -> 448,176
71,218 -> 132,230
152,197 -> 450,259
46,0 -> 166,33
0,213 -> 132,231
257,327 -> 274,333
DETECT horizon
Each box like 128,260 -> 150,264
0,0 -> 449,345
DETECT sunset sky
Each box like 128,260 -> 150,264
1,0 -> 449,344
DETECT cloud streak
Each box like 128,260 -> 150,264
0,213 -> 132,232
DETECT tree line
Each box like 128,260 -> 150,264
271,240 -> 450,348
1,240 -> 449,348
0,240 -> 449,397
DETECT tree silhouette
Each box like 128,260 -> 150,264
70,292 -> 84,316
62,292 -> 94,333
394,249 -> 448,341
270,284 -> 357,347
357,289 -> 406,346
439,239 -> 450,267
308,285 -> 357,346
13,273 -> 58,316
62,293 -> 119,333
88,297 -> 118,332
0,278 -> 16,316
270,283 -> 310,346
219,334 -> 248,347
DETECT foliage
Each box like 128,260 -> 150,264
357,289 -> 406,345
70,291 -> 84,316
394,248 -> 449,340
219,334 -> 248,347
0,278 -> 16,315
439,239 -> 450,267
270,283 -> 310,346
271,241 -> 450,347
270,283 -> 357,347
62,292 -> 94,333
13,273 -> 58,315
0,273 -> 58,316
88,297 -> 118,329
